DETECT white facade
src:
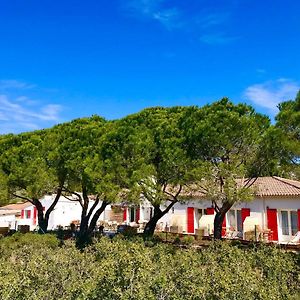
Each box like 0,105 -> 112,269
149,196 -> 300,243
17,194 -> 110,231
1,177 -> 299,244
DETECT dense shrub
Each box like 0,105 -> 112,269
0,234 -> 299,300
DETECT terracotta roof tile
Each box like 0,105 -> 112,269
254,176 -> 300,197
177,176 -> 300,199
0,202 -> 31,210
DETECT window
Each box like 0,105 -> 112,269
25,210 -> 31,219
237,210 -> 242,232
291,211 -> 298,235
197,208 -> 205,225
228,209 -> 242,232
129,207 -> 136,222
198,208 -> 205,219
280,210 -> 299,236
281,211 -> 289,235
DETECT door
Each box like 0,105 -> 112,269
267,208 -> 278,241
187,207 -> 195,234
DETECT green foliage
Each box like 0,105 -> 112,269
0,235 -> 299,300
181,235 -> 195,245
0,131 -> 58,202
0,233 -> 59,257
276,90 -> 300,179
180,98 -> 272,205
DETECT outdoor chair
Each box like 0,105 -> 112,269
287,231 -> 300,245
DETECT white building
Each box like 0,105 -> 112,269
155,177 -> 300,243
1,176 -> 299,244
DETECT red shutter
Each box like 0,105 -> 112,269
267,208 -> 278,241
136,208 -> 140,223
123,207 -> 127,222
241,208 -> 250,228
21,209 -> 24,218
298,209 -> 300,231
43,206 -> 45,211
206,207 -> 214,215
187,207 -> 195,234
222,216 -> 226,237
27,210 -> 31,219
33,207 -> 37,225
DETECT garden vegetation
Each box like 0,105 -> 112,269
0,234 -> 299,300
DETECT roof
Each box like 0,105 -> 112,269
178,176 -> 300,199
0,202 -> 31,211
254,176 -> 300,197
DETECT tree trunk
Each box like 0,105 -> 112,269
88,201 -> 108,234
213,201 -> 232,240
76,217 -> 90,249
33,199 -> 47,234
76,195 -> 107,249
143,201 -> 176,237
214,212 -> 224,240
143,213 -> 162,237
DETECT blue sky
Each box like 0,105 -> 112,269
0,0 -> 299,133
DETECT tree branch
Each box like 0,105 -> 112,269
87,195 -> 100,220
11,193 -> 34,204
45,186 -> 62,220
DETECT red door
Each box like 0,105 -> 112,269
187,207 -> 194,234
136,208 -> 140,223
123,207 -> 127,222
267,208 -> 278,241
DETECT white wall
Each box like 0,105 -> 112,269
153,197 -> 300,243
0,214 -> 17,229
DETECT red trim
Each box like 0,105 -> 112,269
267,208 -> 278,241
298,209 -> 300,231
241,208 -> 250,226
206,207 -> 214,215
123,207 -> 127,222
136,208 -> 140,222
187,207 -> 195,234
33,207 -> 37,225
21,209 -> 24,219
27,210 -> 31,219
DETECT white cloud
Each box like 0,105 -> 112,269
125,0 -> 181,29
198,13 -> 230,29
152,8 -> 181,30
0,80 -> 63,134
200,33 -> 237,45
0,79 -> 35,90
244,79 -> 300,114
123,1 -> 235,44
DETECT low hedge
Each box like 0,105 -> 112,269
0,234 -> 299,300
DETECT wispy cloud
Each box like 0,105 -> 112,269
198,13 -> 230,29
0,79 -> 36,90
244,79 -> 300,114
122,0 -> 237,44
200,33 -> 237,45
0,80 -> 63,134
125,0 -> 182,30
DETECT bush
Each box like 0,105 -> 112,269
181,235 -> 195,245
0,234 -> 299,300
